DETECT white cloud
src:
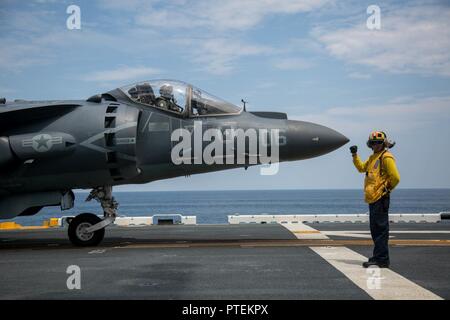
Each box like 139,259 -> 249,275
292,95 -> 450,136
134,0 -> 331,30
130,0 -> 329,74
184,38 -> 272,75
0,1 -> 331,76
315,5 -> 450,77
196,0 -> 330,30
81,66 -> 161,82
97,0 -> 155,11
0,7 -> 122,71
0,29 -> 123,71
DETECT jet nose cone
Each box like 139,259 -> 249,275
281,120 -> 349,161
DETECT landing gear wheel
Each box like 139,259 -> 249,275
68,213 -> 105,247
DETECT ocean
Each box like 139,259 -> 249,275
10,189 -> 450,226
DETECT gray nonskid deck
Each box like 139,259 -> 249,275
0,223 -> 448,299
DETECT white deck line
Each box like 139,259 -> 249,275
283,222 -> 443,300
310,246 -> 443,300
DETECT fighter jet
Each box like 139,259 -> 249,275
0,80 -> 348,246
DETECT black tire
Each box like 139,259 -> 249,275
68,213 -> 105,247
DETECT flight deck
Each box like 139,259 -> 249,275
0,214 -> 449,300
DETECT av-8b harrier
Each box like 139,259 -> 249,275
0,80 -> 348,246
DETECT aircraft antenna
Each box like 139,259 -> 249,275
241,99 -> 248,112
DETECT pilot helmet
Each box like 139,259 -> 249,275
159,84 -> 173,99
136,83 -> 153,95
128,87 -> 138,98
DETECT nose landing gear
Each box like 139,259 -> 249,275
67,186 -> 118,247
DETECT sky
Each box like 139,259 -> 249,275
0,0 -> 449,191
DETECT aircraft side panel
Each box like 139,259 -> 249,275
136,109 -> 173,165
0,102 -> 140,193
0,102 -> 81,133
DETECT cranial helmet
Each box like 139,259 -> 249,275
369,131 -> 386,142
367,131 -> 395,149
159,84 -> 173,99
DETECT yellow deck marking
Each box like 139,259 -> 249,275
282,222 -> 329,240
293,230 -> 322,234
0,219 -> 59,230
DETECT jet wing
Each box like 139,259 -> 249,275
0,102 -> 81,132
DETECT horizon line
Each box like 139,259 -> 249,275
74,187 -> 450,193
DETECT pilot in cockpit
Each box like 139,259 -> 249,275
128,83 -> 155,105
156,84 -> 183,113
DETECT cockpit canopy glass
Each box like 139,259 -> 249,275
121,80 -> 187,114
120,80 -> 241,116
190,86 -> 241,116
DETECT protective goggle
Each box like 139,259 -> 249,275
367,140 -> 384,147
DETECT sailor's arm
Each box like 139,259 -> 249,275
352,154 -> 368,173
383,157 -> 400,191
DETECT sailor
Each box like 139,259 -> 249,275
350,131 -> 400,268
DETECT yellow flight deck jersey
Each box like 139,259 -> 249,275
353,150 -> 400,204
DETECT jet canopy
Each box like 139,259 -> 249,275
120,80 -> 241,117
